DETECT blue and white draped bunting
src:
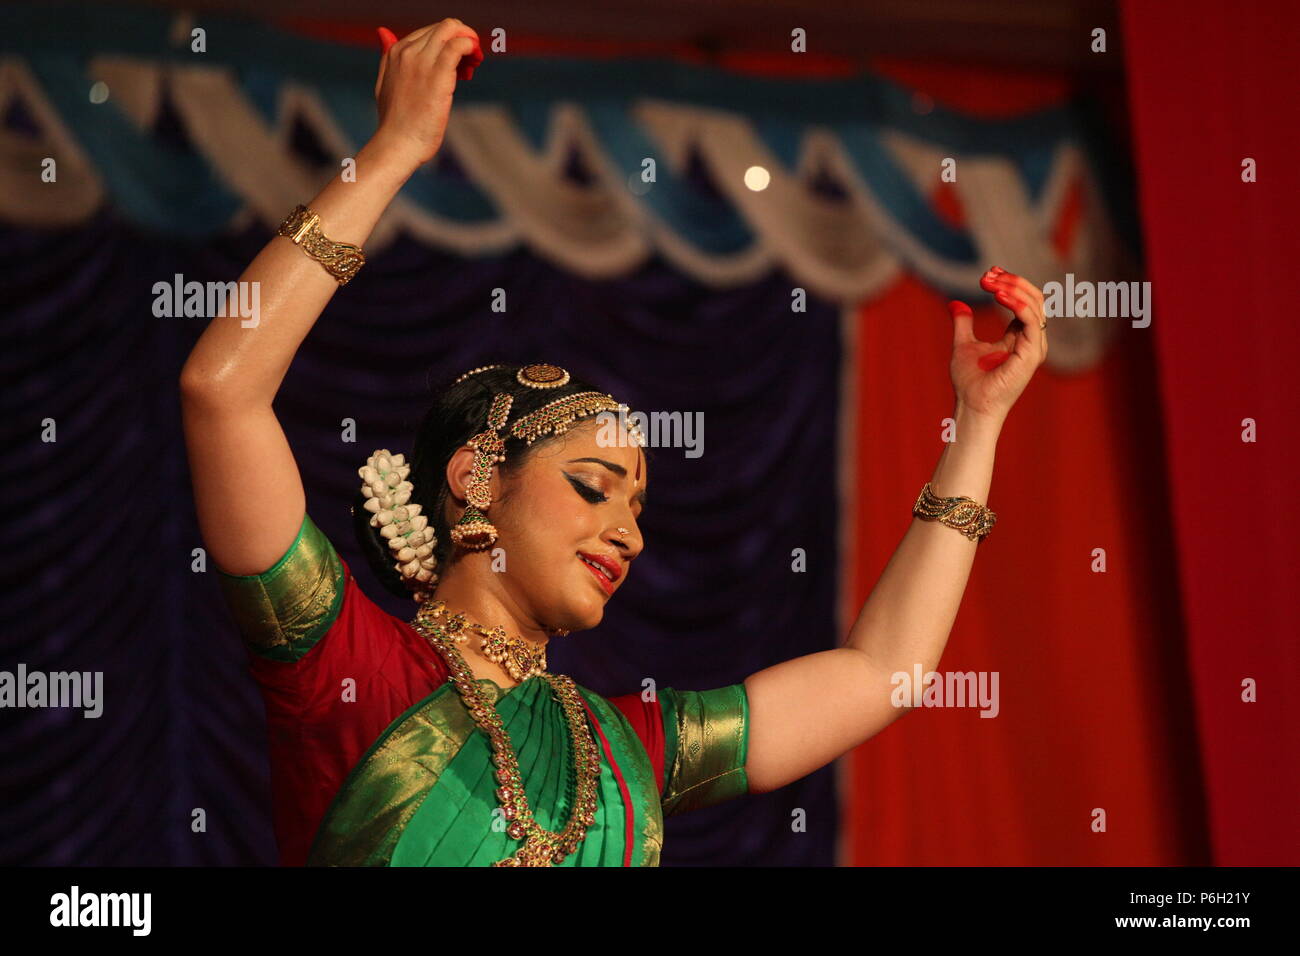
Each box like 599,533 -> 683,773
1,2 -> 1134,371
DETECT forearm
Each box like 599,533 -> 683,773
845,401 -> 1002,675
179,131 -> 419,406
744,273 -> 1047,792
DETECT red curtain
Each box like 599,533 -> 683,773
1117,0 -> 1300,864
841,64 -> 1211,865
842,279 -> 1208,865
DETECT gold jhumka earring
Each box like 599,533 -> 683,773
448,391 -> 514,551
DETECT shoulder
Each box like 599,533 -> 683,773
216,513 -> 347,663
216,512 -> 444,685
656,684 -> 751,815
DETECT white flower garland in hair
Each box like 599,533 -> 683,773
359,449 -> 438,603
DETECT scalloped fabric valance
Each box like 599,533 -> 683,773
1,3 -> 1133,370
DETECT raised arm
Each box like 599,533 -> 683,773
179,20 -> 480,575
742,269 -> 1049,793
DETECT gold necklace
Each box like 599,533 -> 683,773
412,601 -> 601,866
422,599 -> 547,681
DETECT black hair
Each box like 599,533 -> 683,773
352,363 -> 650,601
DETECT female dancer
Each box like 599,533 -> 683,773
179,19 -> 1049,866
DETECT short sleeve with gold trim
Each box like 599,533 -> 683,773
215,513 -> 346,663
658,684 -> 750,816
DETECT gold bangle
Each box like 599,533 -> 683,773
276,204 -> 366,285
912,481 -> 997,542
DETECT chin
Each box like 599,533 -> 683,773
572,604 -> 605,632
565,595 -> 606,632
558,568 -> 616,631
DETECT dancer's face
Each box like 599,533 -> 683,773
462,419 -> 647,633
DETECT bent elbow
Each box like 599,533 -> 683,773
178,362 -> 208,400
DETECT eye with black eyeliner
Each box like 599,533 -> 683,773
565,473 -> 608,504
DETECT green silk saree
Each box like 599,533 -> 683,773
218,513 -> 751,866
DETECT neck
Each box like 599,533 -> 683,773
431,564 -> 551,653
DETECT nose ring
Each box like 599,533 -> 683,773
617,527 -> 630,535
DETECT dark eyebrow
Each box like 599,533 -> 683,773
566,457 -> 648,508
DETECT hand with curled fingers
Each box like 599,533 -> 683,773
946,266 -> 1049,424
370,20 -> 484,169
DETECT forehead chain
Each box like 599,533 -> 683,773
455,363 -> 645,446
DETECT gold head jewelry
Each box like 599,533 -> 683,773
449,363 -> 645,552
360,362 -> 645,602
516,363 -> 570,389
449,392 -> 513,550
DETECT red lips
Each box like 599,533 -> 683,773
577,552 -> 622,594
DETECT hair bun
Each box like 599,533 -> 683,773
353,449 -> 439,602
351,491 -> 410,600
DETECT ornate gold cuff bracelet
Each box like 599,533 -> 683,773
912,481 -> 998,542
276,203 -> 366,285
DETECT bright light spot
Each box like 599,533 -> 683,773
89,81 -> 109,104
744,166 -> 771,191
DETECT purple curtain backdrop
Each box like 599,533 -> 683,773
2,204 -> 842,866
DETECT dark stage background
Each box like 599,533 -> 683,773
4,208 -> 841,865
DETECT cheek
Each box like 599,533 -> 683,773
504,489 -> 598,555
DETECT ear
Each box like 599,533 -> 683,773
444,445 -> 505,505
444,445 -> 475,504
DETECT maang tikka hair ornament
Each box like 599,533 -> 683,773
358,363 -> 646,606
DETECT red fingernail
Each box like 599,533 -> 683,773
378,26 -> 397,53
979,351 -> 1011,371
948,300 -> 973,318
995,290 -> 1015,304
990,266 -> 1005,275
458,38 -> 483,81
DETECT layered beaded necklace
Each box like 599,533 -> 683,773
411,600 -> 601,866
